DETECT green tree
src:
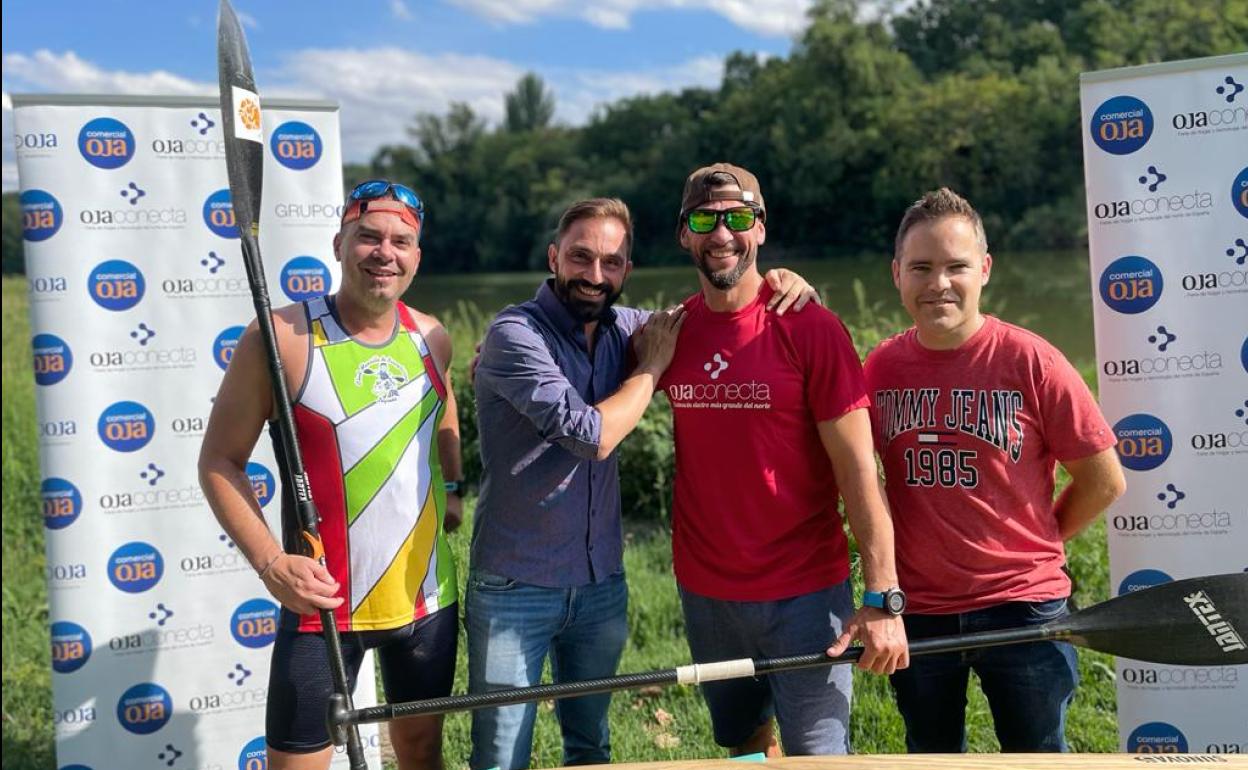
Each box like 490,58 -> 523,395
2,193 -> 24,275
505,73 -> 556,133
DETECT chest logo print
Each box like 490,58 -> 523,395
703,353 -> 729,380
354,355 -> 409,402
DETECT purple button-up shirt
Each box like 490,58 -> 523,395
471,280 -> 649,587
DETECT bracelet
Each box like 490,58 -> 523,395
257,552 -> 282,579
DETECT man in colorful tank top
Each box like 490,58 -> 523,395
864,188 -> 1125,752
469,198 -> 820,770
200,180 -> 463,770
660,163 -> 908,758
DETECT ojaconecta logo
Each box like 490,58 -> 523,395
78,117 -> 135,169
271,121 -> 322,170
116,682 -> 172,735
213,325 -> 245,370
1121,664 -> 1239,689
1113,413 -> 1172,471
1090,95 -> 1153,155
42,477 -> 83,530
107,541 -> 163,593
21,189 -> 64,242
1100,325 -> 1222,382
50,621 -> 92,674
1233,166 -> 1248,219
109,605 -> 215,655
238,736 -> 267,770
29,274 -> 69,300
32,333 -> 73,385
39,416 -> 78,443
231,598 -> 279,648
246,462 -> 276,507
98,400 -> 155,452
13,128 -> 58,154
1091,189 -> 1214,223
1099,256 -> 1161,314
280,256 -> 332,301
1117,568 -> 1173,596
1126,721 -> 1188,754
46,561 -> 88,589
1111,509 -> 1232,537
204,189 -> 238,238
87,260 -> 145,311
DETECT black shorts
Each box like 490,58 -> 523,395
266,604 -> 458,753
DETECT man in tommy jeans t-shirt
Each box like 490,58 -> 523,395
865,188 -> 1125,753
660,163 -> 908,757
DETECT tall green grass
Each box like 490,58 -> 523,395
2,276 -> 1116,769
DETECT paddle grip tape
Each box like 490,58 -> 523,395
675,659 -> 756,684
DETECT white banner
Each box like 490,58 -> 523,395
14,94 -> 382,770
1080,53 -> 1248,755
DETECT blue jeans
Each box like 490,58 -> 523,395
679,581 -> 854,755
889,598 -> 1079,753
466,569 -> 628,769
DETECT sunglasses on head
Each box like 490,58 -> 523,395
348,180 -> 425,224
685,206 -> 759,234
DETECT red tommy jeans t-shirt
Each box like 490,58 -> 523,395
659,284 -> 869,601
863,316 -> 1115,614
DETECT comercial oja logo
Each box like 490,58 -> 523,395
50,621 -> 92,674
280,256 -> 331,301
87,259 -> 145,311
42,477 -> 83,530
1233,166 -> 1248,219
32,333 -> 73,385
1117,568 -> 1173,596
1126,721 -> 1187,754
1099,256 -> 1162,314
1090,95 -> 1153,155
214,325 -> 245,370
245,462 -> 275,507
271,121 -> 322,170
21,189 -> 64,242
238,736 -> 267,770
1113,413 -> 1172,471
78,117 -> 135,169
107,541 -> 164,593
230,598 -> 279,648
98,400 -> 155,452
116,682 -> 172,734
204,188 -> 238,238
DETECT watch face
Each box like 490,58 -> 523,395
886,591 -> 906,614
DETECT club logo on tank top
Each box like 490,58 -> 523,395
353,355 -> 409,402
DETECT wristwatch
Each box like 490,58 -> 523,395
863,587 -> 907,615
444,480 -> 465,498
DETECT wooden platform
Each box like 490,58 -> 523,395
590,755 -> 1248,769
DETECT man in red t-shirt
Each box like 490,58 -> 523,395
865,188 -> 1126,752
661,163 -> 908,757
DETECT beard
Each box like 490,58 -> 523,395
695,244 -> 756,290
553,275 -> 623,323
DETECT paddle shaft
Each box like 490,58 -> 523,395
340,624 -> 1056,727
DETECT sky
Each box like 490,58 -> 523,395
1,0 -> 824,190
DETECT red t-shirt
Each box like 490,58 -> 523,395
659,284 -> 870,601
863,316 -> 1115,614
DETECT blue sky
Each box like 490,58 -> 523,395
2,0 -> 821,189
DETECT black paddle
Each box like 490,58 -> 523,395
216,2 -> 367,767
327,572 -> 1246,737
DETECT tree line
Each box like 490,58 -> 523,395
4,0 -> 1243,275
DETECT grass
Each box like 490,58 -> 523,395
1,274 -> 1117,769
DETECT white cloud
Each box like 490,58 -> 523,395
451,0 -> 812,37
390,0 -> 414,20
2,47 -> 729,190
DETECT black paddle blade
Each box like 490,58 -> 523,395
217,0 -> 263,238
1056,572 -> 1247,666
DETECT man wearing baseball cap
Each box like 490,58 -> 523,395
659,163 -> 908,756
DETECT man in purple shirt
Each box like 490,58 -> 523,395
469,197 -> 816,769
